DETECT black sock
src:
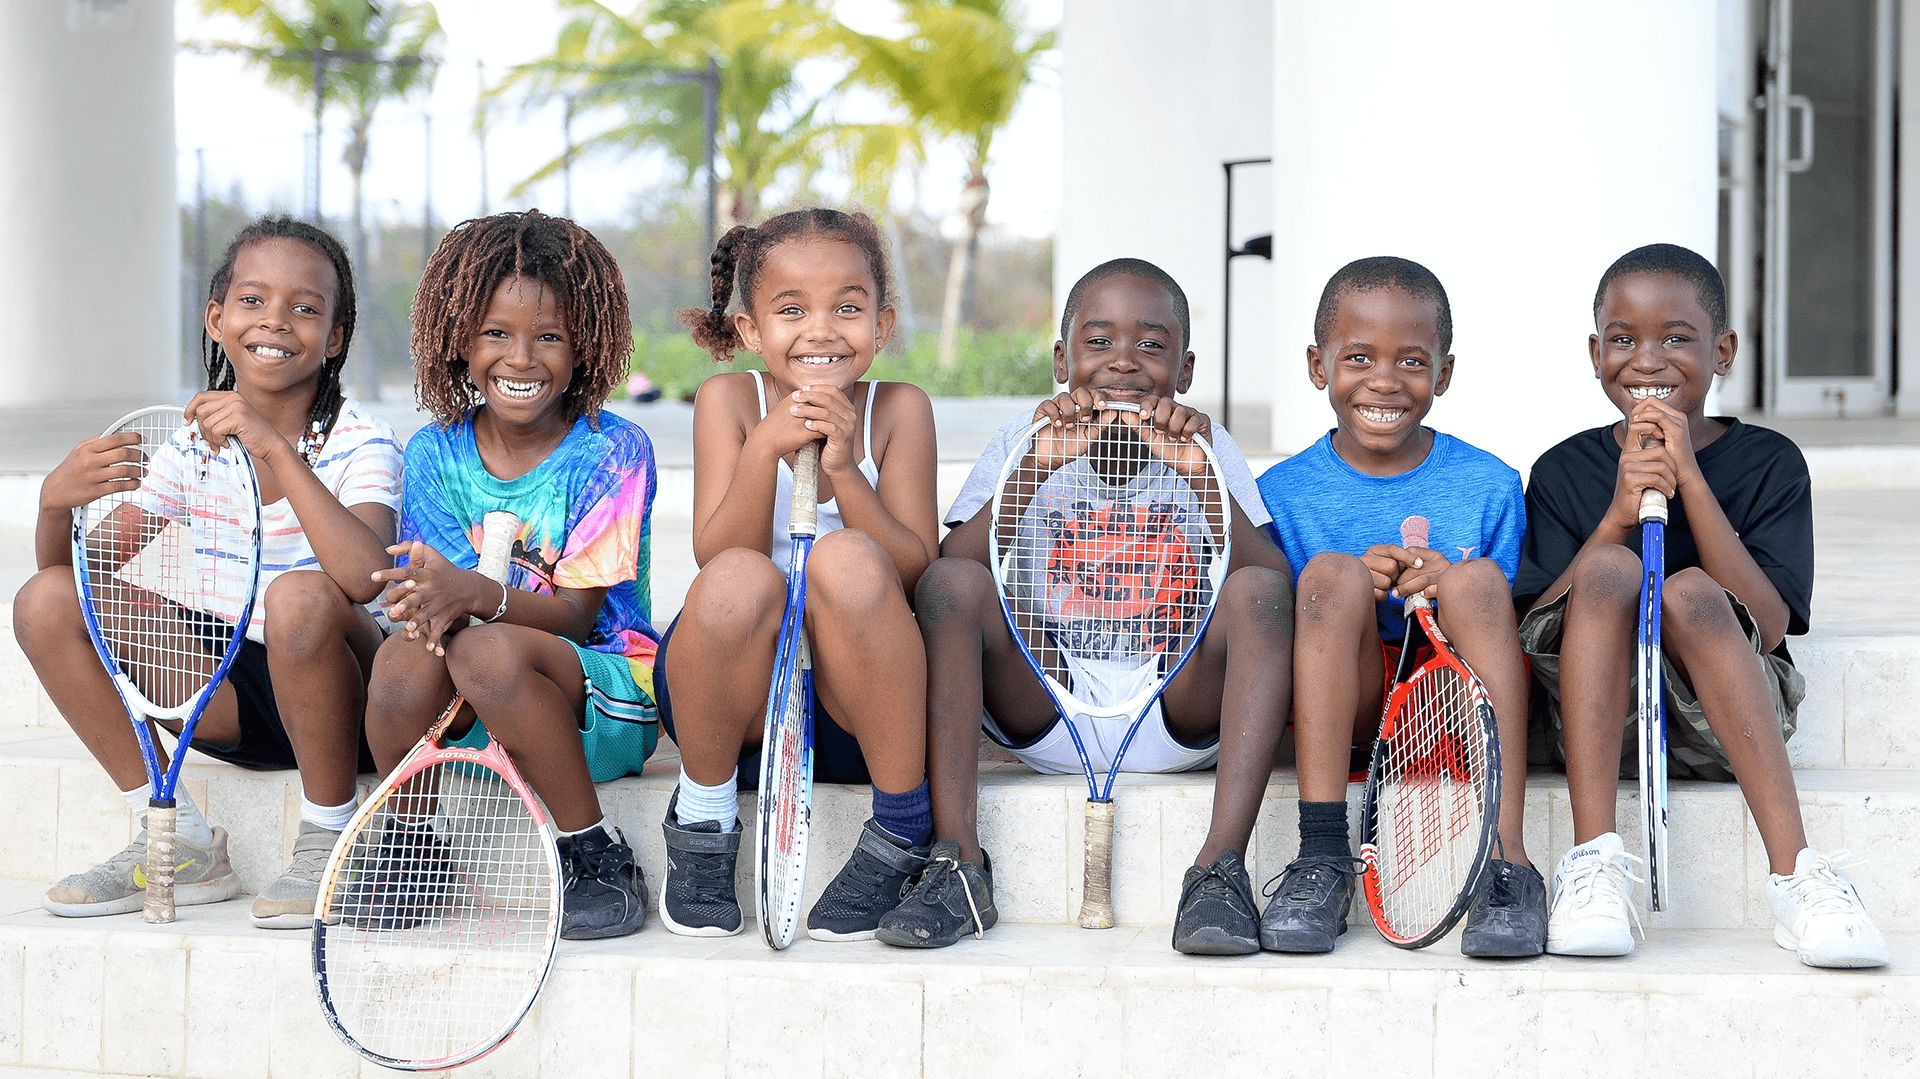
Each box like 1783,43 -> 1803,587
1297,801 -> 1351,861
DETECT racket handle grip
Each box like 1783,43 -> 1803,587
1079,799 -> 1116,929
143,803 -> 176,924
1639,487 -> 1669,523
791,442 -> 821,536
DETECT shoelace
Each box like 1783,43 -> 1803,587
1263,857 -> 1366,904
1560,852 -> 1646,939
1184,862 -> 1256,918
284,832 -> 334,882
1777,850 -> 1868,918
1481,862 -> 1520,909
569,837 -> 636,890
94,835 -> 149,878
914,853 -> 987,939
670,845 -> 736,904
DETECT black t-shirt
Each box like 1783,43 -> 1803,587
1515,418 -> 1813,649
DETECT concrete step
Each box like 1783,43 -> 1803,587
0,876 -> 1913,1079
1,728 -> 1914,934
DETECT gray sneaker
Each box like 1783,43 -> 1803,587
252,821 -> 342,929
44,826 -> 241,918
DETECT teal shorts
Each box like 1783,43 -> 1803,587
448,640 -> 659,782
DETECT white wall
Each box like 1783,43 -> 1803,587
1056,0 -> 1274,440
0,0 -> 177,408
1901,0 -> 1920,417
1269,1 -> 1721,472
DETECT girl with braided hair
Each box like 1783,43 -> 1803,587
655,208 -> 940,941
365,210 -> 659,940
18,216 -> 403,928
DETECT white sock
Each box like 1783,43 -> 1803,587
676,767 -> 739,829
558,817 -> 611,840
123,784 -> 215,847
300,794 -> 358,833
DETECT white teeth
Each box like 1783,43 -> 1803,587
1357,407 -> 1404,423
251,346 -> 292,359
793,355 -> 842,366
1629,386 -> 1674,400
492,377 -> 542,400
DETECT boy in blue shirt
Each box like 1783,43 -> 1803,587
1256,256 -> 1544,957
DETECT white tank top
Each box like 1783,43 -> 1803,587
752,370 -> 883,563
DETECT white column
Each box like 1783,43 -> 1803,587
0,0 -> 177,408
1900,0 -> 1920,416
1057,0 -> 1274,439
1269,1 -> 1720,471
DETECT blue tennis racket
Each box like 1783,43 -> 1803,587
756,440 -> 819,949
1637,485 -> 1670,910
987,403 -> 1231,928
70,405 -> 261,923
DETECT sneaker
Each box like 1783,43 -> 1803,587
875,840 -> 996,949
806,818 -> 929,942
1258,855 -> 1364,954
1460,858 -> 1548,958
659,792 -> 743,937
43,826 -> 240,918
1767,848 -> 1891,969
1171,850 -> 1260,956
1545,832 -> 1643,957
251,820 -> 342,929
558,825 -> 647,940
335,820 -> 455,931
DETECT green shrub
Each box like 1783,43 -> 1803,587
622,325 -> 1055,400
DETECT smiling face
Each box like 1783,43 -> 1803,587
466,275 -> 577,432
204,237 -> 344,396
735,237 -> 894,393
1053,273 -> 1194,403
1308,285 -> 1453,475
1589,270 -> 1734,427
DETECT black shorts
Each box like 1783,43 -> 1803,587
653,615 -> 871,787
179,609 -> 376,774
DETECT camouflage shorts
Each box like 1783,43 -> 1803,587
1519,587 -> 1805,781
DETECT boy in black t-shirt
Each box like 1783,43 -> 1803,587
1515,244 -> 1887,968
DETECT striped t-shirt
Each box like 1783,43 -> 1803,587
136,397 -> 402,643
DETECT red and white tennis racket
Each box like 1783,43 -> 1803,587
1358,515 -> 1501,948
312,510 -> 561,1071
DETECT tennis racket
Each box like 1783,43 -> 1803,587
1358,516 -> 1501,948
70,405 -> 261,924
988,402 -> 1231,928
756,441 -> 820,950
1637,486 -> 1670,910
312,510 -> 561,1071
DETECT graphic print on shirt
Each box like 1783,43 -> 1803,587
1039,497 -> 1210,664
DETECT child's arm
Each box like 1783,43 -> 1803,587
940,390 -> 1110,566
187,391 -> 394,603
1524,423 -> 1679,614
375,539 -> 605,654
1635,398 -> 1792,648
794,381 -> 940,589
34,432 -> 144,569
689,374 -> 788,565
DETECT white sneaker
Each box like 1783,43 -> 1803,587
1545,832 -> 1644,957
1768,848 -> 1890,969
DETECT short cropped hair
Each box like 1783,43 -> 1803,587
1059,258 -> 1192,351
1592,243 -> 1729,335
1314,256 -> 1453,354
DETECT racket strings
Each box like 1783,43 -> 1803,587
321,759 -> 555,1064
80,414 -> 256,712
763,648 -> 810,934
1376,664 -> 1493,929
997,420 -> 1227,685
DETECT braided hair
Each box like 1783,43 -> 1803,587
679,208 -> 894,362
410,210 -> 633,428
203,216 -> 357,466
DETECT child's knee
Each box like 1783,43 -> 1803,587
1664,567 -> 1738,635
805,529 -> 898,613
11,566 -> 79,651
683,548 -> 786,633
262,570 -> 353,656
1295,552 -> 1372,624
1218,565 -> 1294,639
914,557 -> 995,627
1566,544 -> 1640,607
443,625 -> 520,706
1435,557 -> 1511,612
368,635 -> 444,712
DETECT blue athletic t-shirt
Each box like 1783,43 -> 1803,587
1255,429 -> 1524,641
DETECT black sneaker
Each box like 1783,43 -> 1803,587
1258,855 -> 1364,954
557,825 -> 646,940
806,819 -> 929,941
875,840 -> 997,949
337,820 -> 454,931
1171,850 -> 1260,956
1460,858 -> 1547,958
659,792 -> 743,937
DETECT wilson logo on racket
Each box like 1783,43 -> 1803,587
1043,502 -> 1205,654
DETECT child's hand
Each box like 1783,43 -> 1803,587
185,390 -> 294,466
1390,543 -> 1452,601
1128,395 -> 1211,477
1630,396 -> 1703,496
373,540 -> 495,655
785,384 -> 860,475
1028,388 -> 1106,472
1361,544 -> 1409,603
41,433 -> 144,514
1608,422 -> 1678,531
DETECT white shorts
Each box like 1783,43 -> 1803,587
982,701 -> 1219,776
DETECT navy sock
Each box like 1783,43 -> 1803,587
871,780 -> 932,847
1297,800 -> 1351,861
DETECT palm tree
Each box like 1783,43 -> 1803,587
831,0 -> 1055,368
503,0 -> 912,232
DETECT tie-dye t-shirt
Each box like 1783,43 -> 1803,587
398,410 -> 658,676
